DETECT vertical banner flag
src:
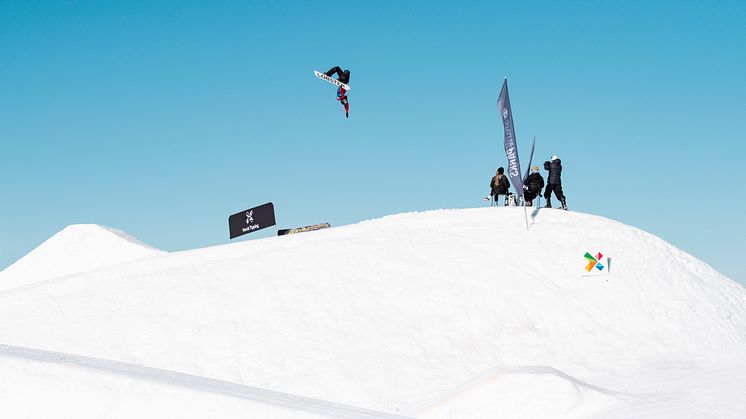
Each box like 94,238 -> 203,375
523,136 -> 536,182
497,78 -> 524,200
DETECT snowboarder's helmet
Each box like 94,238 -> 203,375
497,167 -> 505,174
550,155 -> 558,161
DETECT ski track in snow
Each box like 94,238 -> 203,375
404,365 -> 653,415
0,344 -> 412,419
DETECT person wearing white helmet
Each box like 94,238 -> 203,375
543,155 -> 567,210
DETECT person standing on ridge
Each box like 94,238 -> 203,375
489,167 -> 511,206
543,155 -> 567,210
324,66 -> 350,118
523,165 -> 545,207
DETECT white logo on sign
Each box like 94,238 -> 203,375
502,109 -> 509,118
246,210 -> 254,224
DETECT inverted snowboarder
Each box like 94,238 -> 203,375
315,66 -> 350,118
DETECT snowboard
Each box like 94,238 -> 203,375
314,71 -> 351,91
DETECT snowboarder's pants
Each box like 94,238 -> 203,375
524,189 -> 539,203
325,66 -> 350,84
493,193 -> 509,205
340,97 -> 349,112
544,184 -> 565,202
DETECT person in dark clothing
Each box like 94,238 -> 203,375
523,165 -> 545,207
543,155 -> 567,210
489,167 -> 512,206
324,66 -> 350,118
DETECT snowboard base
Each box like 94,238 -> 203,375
314,71 -> 351,91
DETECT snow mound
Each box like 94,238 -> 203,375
415,367 -> 623,418
0,208 -> 745,418
0,224 -> 164,290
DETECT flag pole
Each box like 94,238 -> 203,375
523,197 -> 529,230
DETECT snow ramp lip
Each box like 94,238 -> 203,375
0,344 -> 412,419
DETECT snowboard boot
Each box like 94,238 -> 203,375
526,200 -> 533,207
544,199 -> 552,208
561,198 -> 568,210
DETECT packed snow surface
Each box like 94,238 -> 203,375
0,208 -> 745,418
0,224 -> 164,290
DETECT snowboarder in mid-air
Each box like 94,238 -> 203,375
543,155 -> 568,210
324,66 -> 350,118
523,165 -> 545,207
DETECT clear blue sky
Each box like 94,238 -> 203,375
1,1 -> 745,284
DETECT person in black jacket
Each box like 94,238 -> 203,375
489,167 -> 511,206
543,155 -> 567,210
523,165 -> 545,207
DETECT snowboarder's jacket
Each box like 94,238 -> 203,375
490,174 -> 511,196
543,159 -> 562,185
337,87 -> 349,116
525,172 -> 545,194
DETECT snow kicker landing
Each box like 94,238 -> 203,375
0,344 -> 411,419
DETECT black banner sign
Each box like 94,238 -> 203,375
228,202 -> 276,239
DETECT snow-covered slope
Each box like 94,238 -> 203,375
0,224 -> 164,290
0,208 -> 744,418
